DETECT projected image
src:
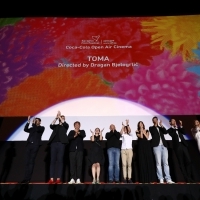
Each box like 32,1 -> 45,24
0,16 -> 200,140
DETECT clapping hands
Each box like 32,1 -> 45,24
122,119 -> 129,126
101,128 -> 104,133
90,129 -> 94,134
28,115 -> 35,123
57,111 -> 61,117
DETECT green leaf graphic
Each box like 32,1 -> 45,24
0,18 -> 23,27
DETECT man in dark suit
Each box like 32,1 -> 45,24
20,116 -> 45,184
149,116 -> 174,184
167,119 -> 194,183
68,121 -> 86,184
47,111 -> 69,184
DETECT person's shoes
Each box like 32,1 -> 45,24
159,179 -> 164,184
127,179 -> 133,183
115,180 -> 120,184
96,179 -> 101,184
108,180 -> 113,183
92,179 -> 96,184
123,179 -> 127,183
187,178 -> 196,183
20,180 -> 30,184
55,179 -> 62,184
68,178 -> 75,184
76,179 -> 81,184
167,180 -> 175,184
48,179 -> 54,184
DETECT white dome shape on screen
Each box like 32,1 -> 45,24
8,97 -> 174,141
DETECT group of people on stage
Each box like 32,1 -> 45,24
19,111 -> 200,184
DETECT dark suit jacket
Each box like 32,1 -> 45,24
68,130 -> 86,151
24,122 -> 45,145
48,122 -> 69,144
167,126 -> 188,148
149,125 -> 168,147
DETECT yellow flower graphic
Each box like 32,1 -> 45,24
141,15 -> 200,61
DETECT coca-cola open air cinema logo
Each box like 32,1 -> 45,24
66,35 -> 132,50
59,35 -> 138,69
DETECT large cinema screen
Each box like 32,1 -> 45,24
0,16 -> 200,140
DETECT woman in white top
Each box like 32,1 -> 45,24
120,119 -> 133,183
191,120 -> 200,152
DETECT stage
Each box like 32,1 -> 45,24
1,141 -> 200,199
1,182 -> 200,200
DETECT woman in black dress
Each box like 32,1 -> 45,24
88,128 -> 104,184
136,121 -> 157,183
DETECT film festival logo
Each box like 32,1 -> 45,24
92,35 -> 100,42
81,35 -> 117,45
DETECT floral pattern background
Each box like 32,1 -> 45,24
0,16 -> 200,116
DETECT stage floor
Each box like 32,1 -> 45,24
1,182 -> 200,200
1,181 -> 200,184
